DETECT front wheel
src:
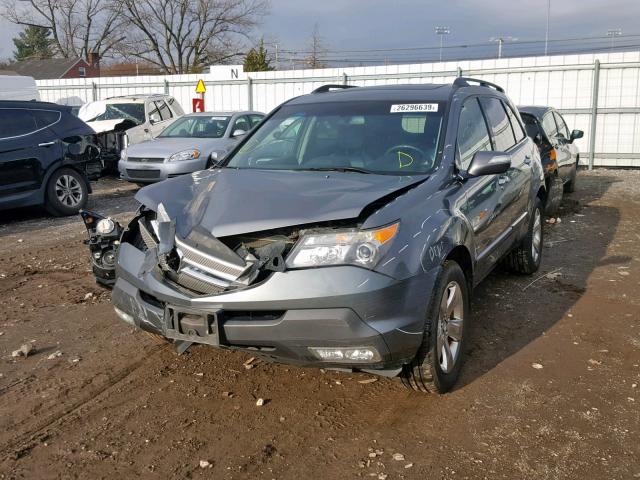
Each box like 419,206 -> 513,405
45,167 -> 88,216
401,261 -> 469,394
503,198 -> 543,275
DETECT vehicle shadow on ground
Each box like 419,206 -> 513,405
457,174 -> 624,390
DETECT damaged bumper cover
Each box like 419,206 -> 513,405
112,237 -> 436,372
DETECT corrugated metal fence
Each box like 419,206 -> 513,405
37,51 -> 640,168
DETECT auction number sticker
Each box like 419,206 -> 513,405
390,103 -> 439,113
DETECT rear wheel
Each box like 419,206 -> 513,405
401,261 -> 469,394
45,167 -> 88,216
504,197 -> 543,275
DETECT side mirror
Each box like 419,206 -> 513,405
570,129 -> 584,142
467,151 -> 511,177
232,129 -> 247,137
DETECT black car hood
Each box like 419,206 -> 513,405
135,168 -> 428,238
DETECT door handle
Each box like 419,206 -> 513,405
498,176 -> 510,186
524,155 -> 531,165
38,141 -> 56,147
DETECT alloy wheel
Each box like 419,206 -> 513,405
55,174 -> 83,207
436,281 -> 464,373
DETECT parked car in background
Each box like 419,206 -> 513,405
519,106 -> 583,215
82,79 -> 546,394
78,94 -> 184,173
0,100 -> 100,216
118,111 -> 264,184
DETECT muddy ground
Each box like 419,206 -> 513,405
0,171 -> 638,480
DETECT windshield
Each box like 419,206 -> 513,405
159,115 -> 231,138
84,103 -> 145,124
225,101 -> 445,175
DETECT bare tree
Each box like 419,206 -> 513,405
0,0 -> 125,60
304,24 -> 327,69
115,0 -> 268,74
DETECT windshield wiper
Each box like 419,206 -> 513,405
303,166 -> 373,174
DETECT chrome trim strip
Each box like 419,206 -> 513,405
511,211 -> 528,228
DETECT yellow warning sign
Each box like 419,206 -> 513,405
195,79 -> 206,94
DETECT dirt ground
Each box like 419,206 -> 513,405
0,171 -> 638,480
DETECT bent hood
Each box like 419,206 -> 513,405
136,168 -> 428,238
85,119 -> 131,134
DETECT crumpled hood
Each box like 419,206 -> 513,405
136,168 -> 428,238
126,137 -> 228,159
85,119 -> 130,134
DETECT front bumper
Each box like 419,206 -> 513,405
112,242 -> 438,372
118,158 -> 207,183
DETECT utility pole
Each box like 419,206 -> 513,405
545,0 -> 550,55
275,43 -> 279,70
435,26 -> 450,62
607,28 -> 622,52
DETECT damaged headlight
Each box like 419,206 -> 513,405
168,149 -> 200,162
286,222 -> 399,269
96,218 -> 115,235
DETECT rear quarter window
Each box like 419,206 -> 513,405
33,110 -> 62,129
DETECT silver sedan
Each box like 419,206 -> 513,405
118,111 -> 264,184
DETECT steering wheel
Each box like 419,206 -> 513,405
383,145 -> 428,169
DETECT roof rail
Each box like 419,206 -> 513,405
311,84 -> 357,94
453,77 -> 504,93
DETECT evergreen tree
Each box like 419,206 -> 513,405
243,39 -> 273,72
13,26 -> 54,61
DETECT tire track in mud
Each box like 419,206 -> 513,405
0,343 -> 169,461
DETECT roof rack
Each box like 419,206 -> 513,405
453,77 -> 504,93
311,84 -> 357,94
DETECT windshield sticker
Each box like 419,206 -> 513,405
390,103 -> 439,113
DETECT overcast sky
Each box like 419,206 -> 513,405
2,0 -> 639,63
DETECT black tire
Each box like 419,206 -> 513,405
45,167 -> 88,216
564,160 -> 578,193
503,197 -> 543,275
544,176 -> 563,217
401,260 -> 469,394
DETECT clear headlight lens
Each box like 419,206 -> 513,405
96,218 -> 115,235
168,149 -> 200,162
286,222 -> 399,269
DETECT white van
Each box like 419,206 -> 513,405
0,75 -> 40,101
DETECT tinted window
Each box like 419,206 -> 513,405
479,97 -> 516,151
553,112 -> 570,138
232,115 -> 250,133
520,113 -> 542,140
156,100 -> 172,121
34,110 -> 61,129
249,114 -> 264,127
159,115 -> 231,138
457,98 -> 492,170
503,102 -> 526,142
542,113 -> 558,139
0,109 -> 37,139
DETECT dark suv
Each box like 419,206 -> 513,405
82,78 -> 546,394
0,101 -> 100,216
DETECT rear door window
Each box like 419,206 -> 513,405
457,97 -> 493,170
0,109 -> 38,139
479,97 -> 516,151
249,114 -> 264,128
232,115 -> 250,133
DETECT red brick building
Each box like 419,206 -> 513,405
8,53 -> 100,80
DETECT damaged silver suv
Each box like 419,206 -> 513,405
81,79 -> 546,393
